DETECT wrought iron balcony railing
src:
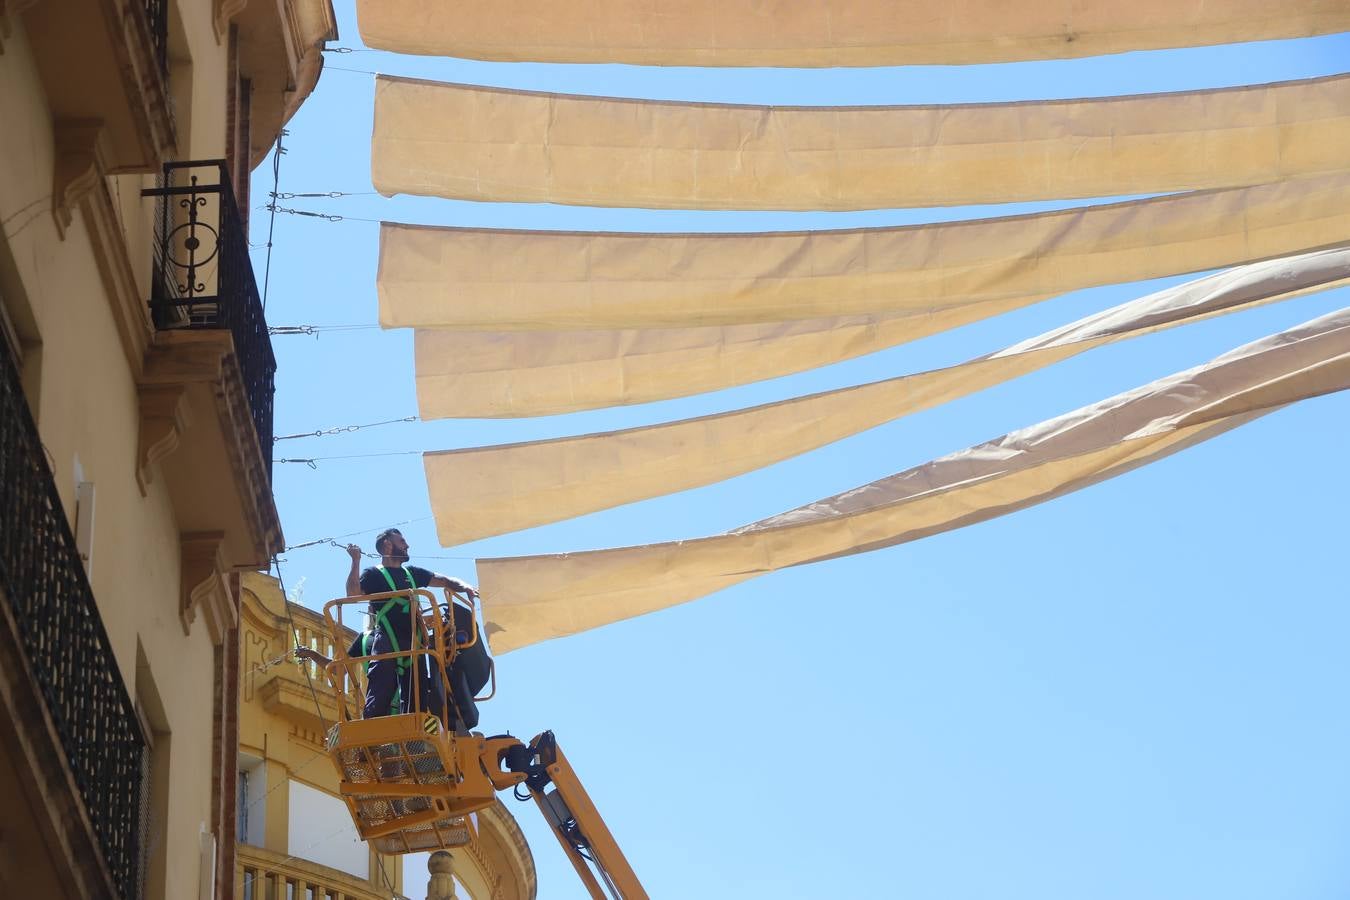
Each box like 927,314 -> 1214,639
144,161 -> 277,477
0,340 -> 147,899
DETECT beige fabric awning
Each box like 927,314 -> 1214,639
355,0 -> 1350,67
414,304 -> 1039,418
425,249 -> 1350,546
373,74 -> 1350,211
381,173 -> 1350,331
475,307 -> 1350,653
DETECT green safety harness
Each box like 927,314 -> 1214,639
369,565 -> 418,716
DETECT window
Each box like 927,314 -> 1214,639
238,754 -> 267,846
136,643 -> 172,900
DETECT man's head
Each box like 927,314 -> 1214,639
375,528 -> 410,562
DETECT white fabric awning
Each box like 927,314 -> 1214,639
373,74 -> 1350,211
476,307 -> 1350,653
356,0 -> 1350,67
383,173 -> 1350,331
425,248 -> 1350,546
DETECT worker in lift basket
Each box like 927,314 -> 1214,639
342,528 -> 477,721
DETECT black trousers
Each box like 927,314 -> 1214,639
362,629 -> 448,726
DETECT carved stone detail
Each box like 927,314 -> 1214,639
213,0 -> 249,41
51,119 -> 107,240
136,383 -> 191,495
181,531 -> 234,643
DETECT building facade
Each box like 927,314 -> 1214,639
238,573 -> 537,900
0,0 -> 334,897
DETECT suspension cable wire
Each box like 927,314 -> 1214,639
274,415 -> 419,442
283,536 -> 477,562
275,450 -> 424,468
264,203 -> 347,222
259,129 -> 288,311
1,193 -> 51,229
271,190 -> 380,199
263,202 -> 386,225
283,515 -> 478,561
268,323 -> 381,336
288,516 -> 436,549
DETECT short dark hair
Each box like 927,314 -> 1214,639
374,528 -> 402,554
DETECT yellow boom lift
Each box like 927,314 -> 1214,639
313,587 -> 648,900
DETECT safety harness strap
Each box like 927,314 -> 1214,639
373,566 -> 416,669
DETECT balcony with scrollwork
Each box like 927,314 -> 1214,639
0,328 -> 147,900
139,161 -> 282,635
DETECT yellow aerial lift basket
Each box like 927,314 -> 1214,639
315,588 -> 649,897
318,588 -> 507,855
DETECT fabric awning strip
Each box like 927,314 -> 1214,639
426,249 -> 1350,546
380,172 -> 1350,331
355,0 -> 1350,67
414,304 -> 1038,418
373,74 -> 1350,211
476,306 -> 1350,653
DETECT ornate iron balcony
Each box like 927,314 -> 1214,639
145,161 -> 277,478
0,340 -> 147,900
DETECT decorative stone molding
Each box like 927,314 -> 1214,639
51,119 -> 107,240
213,0 -> 249,42
181,531 -> 233,642
136,383 -> 191,495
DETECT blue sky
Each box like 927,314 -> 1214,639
256,9 -> 1350,898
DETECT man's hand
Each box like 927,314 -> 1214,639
344,544 -> 364,597
294,647 -> 328,665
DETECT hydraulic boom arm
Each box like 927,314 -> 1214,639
499,731 -> 649,900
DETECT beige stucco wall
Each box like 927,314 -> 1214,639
0,14 -> 228,900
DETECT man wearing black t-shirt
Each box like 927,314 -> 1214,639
347,528 -> 476,720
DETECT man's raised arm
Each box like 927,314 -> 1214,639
345,544 -> 363,597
